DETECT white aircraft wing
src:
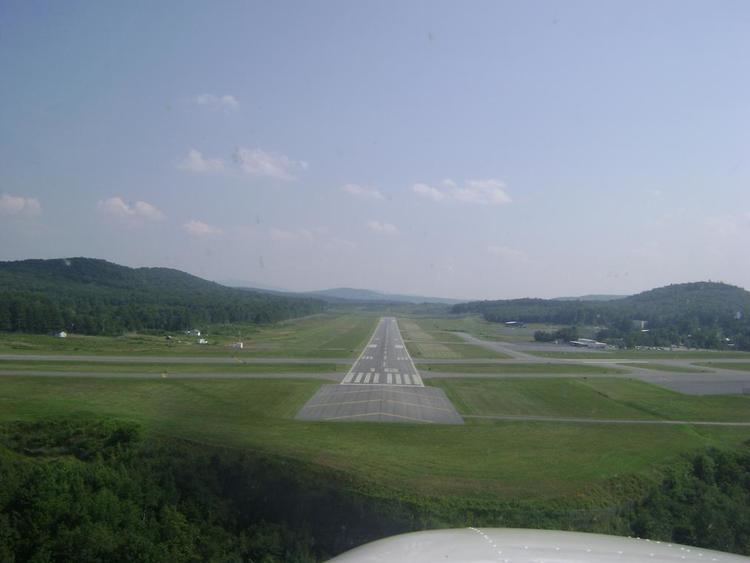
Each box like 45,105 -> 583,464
327,528 -> 750,562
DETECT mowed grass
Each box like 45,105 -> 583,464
0,314 -> 378,359
398,318 -> 510,359
406,316 -> 600,343
431,378 -> 750,422
420,363 -> 625,375
2,376 -> 750,503
0,360 -> 344,374
695,362 -> 750,372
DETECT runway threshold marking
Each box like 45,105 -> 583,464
341,317 -> 424,387
323,411 -> 435,423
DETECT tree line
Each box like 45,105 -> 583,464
1,418 -> 749,561
0,258 -> 326,335
453,282 -> 750,350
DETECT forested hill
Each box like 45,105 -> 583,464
0,258 -> 326,335
453,282 -> 750,350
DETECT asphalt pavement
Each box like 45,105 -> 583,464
296,317 -> 464,423
341,317 -> 423,386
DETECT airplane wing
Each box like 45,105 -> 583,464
327,528 -> 750,562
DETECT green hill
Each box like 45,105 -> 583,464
0,258 -> 325,335
453,282 -> 750,350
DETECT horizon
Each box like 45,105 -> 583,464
2,2 -> 749,300
3,254 -> 748,302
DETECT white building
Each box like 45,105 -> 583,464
231,342 -> 244,349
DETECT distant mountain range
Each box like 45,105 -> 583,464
223,283 -> 462,305
455,281 -> 750,319
303,287 -> 461,305
553,294 -> 628,302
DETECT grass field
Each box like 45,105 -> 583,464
2,375 -> 750,504
404,316 -> 601,343
695,362 -> 750,372
431,378 -> 750,422
0,314 -> 377,359
398,319 -> 510,359
0,360 -> 344,374
419,363 -> 625,374
623,363 -> 710,373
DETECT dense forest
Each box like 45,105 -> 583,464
453,282 -> 750,350
0,258 -> 326,335
1,418 -> 748,561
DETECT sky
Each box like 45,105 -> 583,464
1,1 -> 749,300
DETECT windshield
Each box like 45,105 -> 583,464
1,2 -> 749,562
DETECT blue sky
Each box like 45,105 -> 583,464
1,1 -> 749,299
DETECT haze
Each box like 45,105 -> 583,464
1,1 -> 749,300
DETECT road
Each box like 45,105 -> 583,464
463,414 -> 750,427
2,323 -> 750,395
0,354 -> 347,364
452,332 -> 750,395
0,370 -> 341,381
341,317 -> 423,386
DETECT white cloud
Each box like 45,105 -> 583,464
487,245 -> 526,261
342,183 -> 384,200
132,201 -> 164,220
193,94 -> 239,110
183,220 -> 222,237
97,197 -> 164,220
412,183 -> 446,202
325,237 -> 357,251
177,149 -> 225,173
269,227 -> 314,242
367,220 -> 399,236
455,179 -> 512,205
412,178 -> 511,206
0,193 -> 41,216
232,147 -> 304,181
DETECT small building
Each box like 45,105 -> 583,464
186,329 -> 201,337
53,331 -> 67,338
198,338 -> 208,345
632,320 -> 648,330
504,321 -> 526,328
231,342 -> 244,349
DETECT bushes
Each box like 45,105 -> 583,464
2,418 -> 749,561
0,419 -> 318,562
630,446 -> 750,554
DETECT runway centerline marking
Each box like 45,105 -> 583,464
340,317 -> 423,387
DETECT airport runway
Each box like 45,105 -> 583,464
340,317 -> 423,386
296,384 -> 463,424
296,317 -> 463,424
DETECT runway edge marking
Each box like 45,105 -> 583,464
340,317 -> 384,385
